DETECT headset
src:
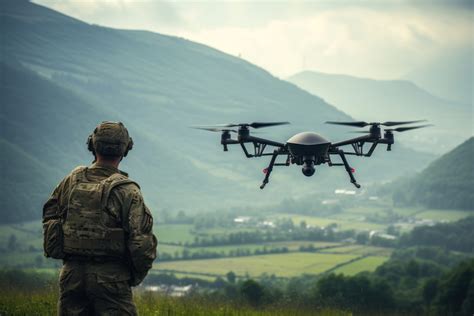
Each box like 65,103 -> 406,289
87,122 -> 133,157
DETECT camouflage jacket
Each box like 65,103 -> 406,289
43,163 -> 157,286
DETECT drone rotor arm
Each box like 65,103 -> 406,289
245,135 -> 286,148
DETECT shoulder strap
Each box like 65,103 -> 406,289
69,166 -> 88,184
64,166 -> 88,218
100,173 -> 140,211
101,174 -> 140,232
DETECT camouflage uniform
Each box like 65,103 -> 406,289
43,122 -> 157,316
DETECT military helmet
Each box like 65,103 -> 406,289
87,121 -> 133,157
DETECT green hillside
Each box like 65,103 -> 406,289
1,1 -> 433,223
288,71 -> 472,154
392,137 -> 474,210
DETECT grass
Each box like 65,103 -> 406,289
414,209 -> 472,221
270,214 -> 386,231
156,224 -> 195,244
198,227 -> 260,235
155,252 -> 358,278
159,244 -> 185,255
331,256 -> 389,276
0,220 -> 42,249
319,245 -> 392,257
0,287 -> 352,316
190,241 -> 341,254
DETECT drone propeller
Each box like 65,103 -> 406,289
191,126 -> 238,133
213,121 -> 290,129
349,130 -> 373,134
326,120 -> 426,128
349,124 -> 432,134
385,124 -> 433,133
326,121 -> 369,128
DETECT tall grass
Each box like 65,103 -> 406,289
0,287 -> 351,316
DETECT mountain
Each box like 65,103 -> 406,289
287,71 -> 473,154
403,48 -> 473,105
1,1 -> 433,223
390,137 -> 474,210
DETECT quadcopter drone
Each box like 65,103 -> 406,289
193,120 -> 431,189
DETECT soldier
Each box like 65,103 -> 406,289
43,121 -> 157,315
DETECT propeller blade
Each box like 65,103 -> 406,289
381,120 -> 427,127
386,124 -> 433,132
349,130 -> 372,134
191,126 -> 237,133
193,121 -> 289,129
249,121 -> 290,129
326,121 -> 369,128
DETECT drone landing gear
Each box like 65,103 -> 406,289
337,151 -> 361,189
260,150 -> 279,189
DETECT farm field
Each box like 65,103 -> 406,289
414,209 -> 472,221
156,224 -> 195,244
0,221 -> 42,249
331,256 -> 389,276
2,207 -> 469,280
164,241 -> 341,255
319,245 -> 392,257
269,213 -> 385,231
155,252 -> 359,278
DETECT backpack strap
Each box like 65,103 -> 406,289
63,166 -> 88,219
69,166 -> 88,184
100,173 -> 140,229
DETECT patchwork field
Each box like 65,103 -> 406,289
155,252 -> 359,278
332,256 -> 389,276
156,224 -> 195,244
269,213 -> 385,231
414,209 -> 472,221
1,207 -> 470,280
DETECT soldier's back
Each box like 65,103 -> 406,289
52,164 -> 139,315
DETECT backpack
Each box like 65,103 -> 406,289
43,167 -> 137,259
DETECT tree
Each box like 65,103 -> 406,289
240,279 -> 264,306
35,255 -> 43,267
226,271 -> 236,284
423,278 -> 438,306
8,234 -> 17,251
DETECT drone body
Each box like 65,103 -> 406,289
193,120 -> 430,189
286,132 -> 331,177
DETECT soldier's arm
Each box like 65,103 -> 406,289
122,186 -> 158,286
43,177 -> 69,222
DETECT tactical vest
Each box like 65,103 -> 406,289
61,166 -> 137,258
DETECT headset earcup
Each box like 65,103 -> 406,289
87,135 -> 95,153
124,137 -> 133,157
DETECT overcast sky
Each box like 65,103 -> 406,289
34,0 -> 473,79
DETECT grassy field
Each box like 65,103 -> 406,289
0,220 -> 42,249
156,224 -> 195,244
331,256 -> 389,276
319,245 -> 392,257
0,288 -> 353,316
191,241 -> 341,254
414,209 -> 472,221
155,252 -> 359,278
269,213 -> 386,231
2,207 -> 468,281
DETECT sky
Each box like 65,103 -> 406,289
34,0 -> 473,80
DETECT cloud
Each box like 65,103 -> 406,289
171,6 -> 471,78
33,0 -> 473,79
35,0 -> 185,29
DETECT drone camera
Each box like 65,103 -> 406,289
302,156 -> 316,177
302,162 -> 315,177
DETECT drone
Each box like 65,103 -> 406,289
193,120 -> 431,189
